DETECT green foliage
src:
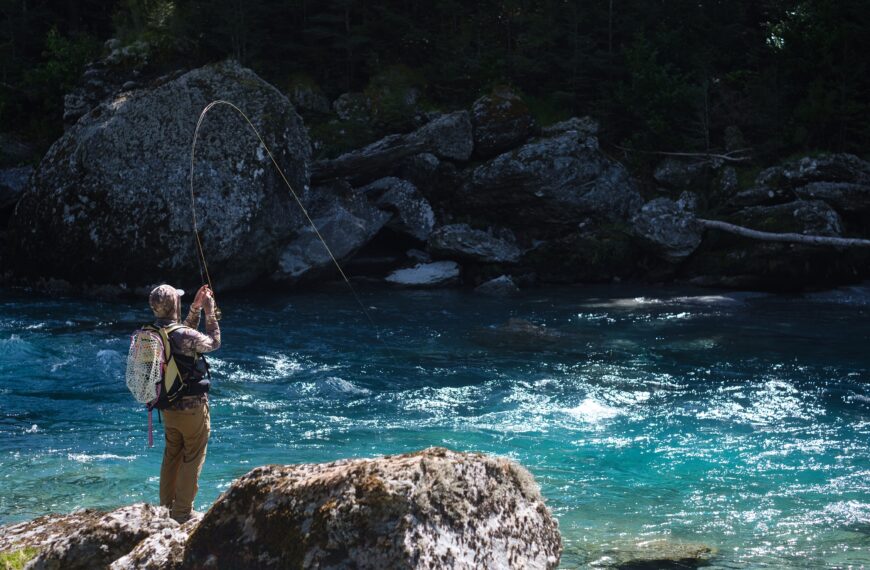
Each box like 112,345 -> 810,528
25,27 -> 99,95
364,65 -> 426,131
3,0 -> 870,163
0,548 -> 39,570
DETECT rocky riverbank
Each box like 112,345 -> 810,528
2,41 -> 869,295
0,448 -> 562,570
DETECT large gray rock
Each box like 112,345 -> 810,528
734,200 -> 843,236
592,538 -> 716,569
358,177 -> 436,241
182,447 -> 561,569
461,131 -> 642,231
794,182 -> 870,214
429,223 -> 522,263
274,180 -> 390,281
631,197 -> 702,261
750,154 -> 870,216
758,153 -> 870,188
385,260 -> 461,287
471,87 -> 536,158
7,60 -> 310,290
27,503 -> 178,570
312,111 -> 473,185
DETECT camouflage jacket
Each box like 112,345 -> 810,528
154,306 -> 221,358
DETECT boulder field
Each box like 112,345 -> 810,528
3,54 -> 870,293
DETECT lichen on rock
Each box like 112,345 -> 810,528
7,59 -> 311,291
183,447 -> 562,569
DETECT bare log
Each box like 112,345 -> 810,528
697,218 -> 870,247
612,146 -> 752,163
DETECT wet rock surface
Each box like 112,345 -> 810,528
183,447 -> 562,569
592,539 -> 716,569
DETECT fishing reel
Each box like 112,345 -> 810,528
214,306 -> 222,321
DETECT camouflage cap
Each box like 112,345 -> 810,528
149,284 -> 185,318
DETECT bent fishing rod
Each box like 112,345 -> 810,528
188,100 -> 389,349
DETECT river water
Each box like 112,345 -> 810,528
1,284 -> 868,568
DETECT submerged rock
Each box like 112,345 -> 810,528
385,260 -> 460,287
428,223 -> 522,263
593,538 -> 716,569
183,447 -> 562,569
473,318 -> 572,353
7,60 -> 311,291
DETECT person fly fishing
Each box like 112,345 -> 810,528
148,283 -> 221,523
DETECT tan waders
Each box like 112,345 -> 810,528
159,395 -> 210,522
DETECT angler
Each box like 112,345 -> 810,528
148,283 -> 221,523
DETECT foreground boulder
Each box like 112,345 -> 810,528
26,504 -> 177,570
183,447 -> 561,569
7,60 -> 311,291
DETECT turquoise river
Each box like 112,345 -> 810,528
1,284 -> 868,568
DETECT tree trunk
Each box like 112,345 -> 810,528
697,219 -> 870,248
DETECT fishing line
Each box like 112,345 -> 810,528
188,100 -> 393,354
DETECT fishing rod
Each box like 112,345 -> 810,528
188,100 -> 390,351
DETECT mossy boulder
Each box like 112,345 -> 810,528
470,86 -> 537,159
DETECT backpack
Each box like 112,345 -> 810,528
125,323 -> 189,446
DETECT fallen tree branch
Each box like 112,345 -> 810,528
613,146 -> 752,163
697,218 -> 870,247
